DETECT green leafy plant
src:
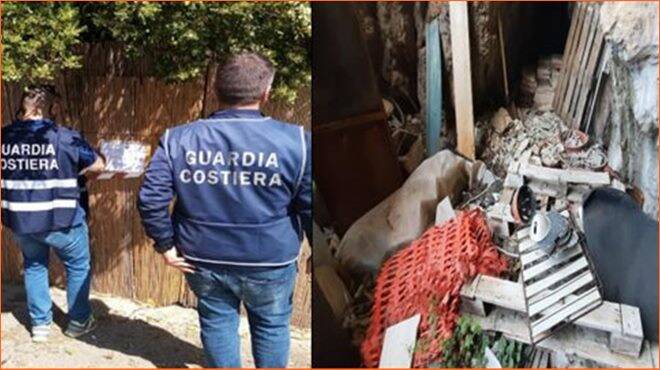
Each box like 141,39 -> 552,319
2,2 -> 310,102
439,316 -> 489,368
2,3 -> 85,83
491,336 -> 528,368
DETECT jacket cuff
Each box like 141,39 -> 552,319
154,238 -> 175,254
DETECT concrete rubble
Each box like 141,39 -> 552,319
480,107 -> 612,187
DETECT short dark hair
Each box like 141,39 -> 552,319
18,85 -> 59,119
215,52 -> 275,105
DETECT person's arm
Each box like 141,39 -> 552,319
72,133 -> 105,175
137,132 -> 195,273
293,130 -> 313,241
81,156 -> 105,174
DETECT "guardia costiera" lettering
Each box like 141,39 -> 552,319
179,150 -> 283,187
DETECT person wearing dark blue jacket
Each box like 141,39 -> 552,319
1,86 -> 105,342
138,53 -> 312,368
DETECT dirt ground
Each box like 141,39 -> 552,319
1,284 -> 310,368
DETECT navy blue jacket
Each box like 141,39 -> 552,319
1,119 -> 95,234
138,109 -> 312,267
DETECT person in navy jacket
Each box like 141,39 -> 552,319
138,53 -> 312,368
1,86 -> 105,342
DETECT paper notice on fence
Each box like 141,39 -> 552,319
99,140 -> 150,176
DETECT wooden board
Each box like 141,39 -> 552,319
561,5 -> 591,119
449,2 -> 475,160
566,6 -> 597,122
554,3 -> 583,110
554,3 -> 605,130
379,314 -> 421,368
426,18 -> 443,157
520,162 -> 610,185
572,27 -> 604,129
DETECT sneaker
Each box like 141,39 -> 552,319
31,324 -> 51,343
64,315 -> 97,338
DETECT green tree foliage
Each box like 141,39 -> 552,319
2,2 -> 310,101
2,3 -> 84,83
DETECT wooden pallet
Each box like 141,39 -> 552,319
464,307 -> 657,368
460,274 -> 648,364
518,226 -> 603,344
553,3 -> 606,129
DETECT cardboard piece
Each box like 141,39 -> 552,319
379,314 -> 421,368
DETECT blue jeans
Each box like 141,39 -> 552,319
185,262 -> 297,368
12,223 -> 92,327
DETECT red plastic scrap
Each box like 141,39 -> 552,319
361,209 -> 508,368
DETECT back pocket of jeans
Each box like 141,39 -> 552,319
185,270 -> 215,298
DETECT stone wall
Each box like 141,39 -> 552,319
596,2 -> 659,217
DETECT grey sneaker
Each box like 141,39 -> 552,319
31,324 -> 51,343
64,315 -> 97,338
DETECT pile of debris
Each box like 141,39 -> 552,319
480,108 -> 610,180
337,141 -> 642,366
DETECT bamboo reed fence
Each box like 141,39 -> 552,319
1,44 -> 311,328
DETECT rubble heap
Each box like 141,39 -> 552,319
480,108 -> 609,179
481,110 -> 566,176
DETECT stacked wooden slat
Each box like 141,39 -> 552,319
518,227 -> 603,344
553,3 -> 606,129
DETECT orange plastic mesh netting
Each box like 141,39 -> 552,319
361,209 -> 508,368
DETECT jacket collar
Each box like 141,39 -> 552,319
14,118 -> 55,129
208,109 -> 265,120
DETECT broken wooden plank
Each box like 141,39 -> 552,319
449,1 -> 475,160
520,162 -> 610,185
